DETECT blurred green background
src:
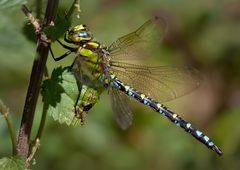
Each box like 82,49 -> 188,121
1,0 -> 240,169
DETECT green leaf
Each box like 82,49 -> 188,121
0,0 -> 26,10
41,67 -> 99,126
22,21 -> 37,43
44,17 -> 72,41
0,155 -> 27,170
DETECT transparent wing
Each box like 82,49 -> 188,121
109,88 -> 133,130
110,61 -> 201,103
108,16 -> 167,62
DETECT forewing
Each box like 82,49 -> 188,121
110,62 -> 201,103
108,17 -> 167,62
109,88 -> 133,130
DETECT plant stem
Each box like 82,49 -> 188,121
65,0 -> 81,19
26,103 -> 49,164
0,100 -> 17,156
5,115 -> 17,156
17,41 -> 48,159
36,103 -> 49,140
35,0 -> 42,20
17,1 -> 59,159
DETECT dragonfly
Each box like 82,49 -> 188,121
49,16 -> 223,156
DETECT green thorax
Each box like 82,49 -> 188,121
77,41 -> 108,79
79,41 -> 100,63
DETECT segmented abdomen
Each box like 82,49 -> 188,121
107,75 -> 222,156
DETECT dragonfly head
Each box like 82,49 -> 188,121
64,24 -> 93,44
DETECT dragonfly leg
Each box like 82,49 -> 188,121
73,90 -> 95,123
56,40 -> 75,50
73,105 -> 86,125
48,41 -> 77,61
73,92 -> 83,122
72,67 -> 85,121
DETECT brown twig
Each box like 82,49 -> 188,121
17,1 -> 59,159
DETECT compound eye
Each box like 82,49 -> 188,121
65,25 -> 93,43
77,31 -> 88,38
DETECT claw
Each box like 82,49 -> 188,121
73,106 -> 86,125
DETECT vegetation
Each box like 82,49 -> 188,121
0,0 -> 240,169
